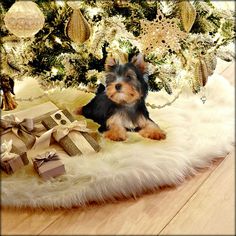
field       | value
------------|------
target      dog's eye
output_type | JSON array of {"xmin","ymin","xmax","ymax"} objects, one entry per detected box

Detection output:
[{"xmin": 126, "ymin": 75, "xmax": 132, "ymax": 81}]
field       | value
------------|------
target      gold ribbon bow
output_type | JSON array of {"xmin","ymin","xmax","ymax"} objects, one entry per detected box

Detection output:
[
  {"xmin": 53, "ymin": 120, "xmax": 91, "ymax": 142},
  {"xmin": 0, "ymin": 140, "xmax": 18, "ymax": 161},
  {"xmin": 0, "ymin": 115, "xmax": 35, "ymax": 149},
  {"xmin": 34, "ymin": 151, "xmax": 59, "ymax": 168},
  {"xmin": 33, "ymin": 120, "xmax": 92, "ymax": 150}
]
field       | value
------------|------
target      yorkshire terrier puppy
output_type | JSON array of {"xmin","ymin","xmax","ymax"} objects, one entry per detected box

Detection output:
[{"xmin": 75, "ymin": 54, "xmax": 166, "ymax": 141}]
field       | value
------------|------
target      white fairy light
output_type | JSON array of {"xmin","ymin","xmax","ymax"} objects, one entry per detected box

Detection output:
[
  {"xmin": 161, "ymin": 1, "xmax": 172, "ymax": 15},
  {"xmin": 55, "ymin": 0, "xmax": 65, "ymax": 7},
  {"xmin": 87, "ymin": 7, "xmax": 102, "ymax": 18},
  {"xmin": 54, "ymin": 36, "xmax": 62, "ymax": 44},
  {"xmin": 51, "ymin": 67, "xmax": 58, "ymax": 75}
]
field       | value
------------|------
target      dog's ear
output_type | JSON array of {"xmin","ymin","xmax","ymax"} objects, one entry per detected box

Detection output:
[
  {"xmin": 131, "ymin": 54, "xmax": 146, "ymax": 74},
  {"xmin": 105, "ymin": 57, "xmax": 118, "ymax": 71}
]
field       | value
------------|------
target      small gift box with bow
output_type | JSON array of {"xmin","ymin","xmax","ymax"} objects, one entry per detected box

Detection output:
[
  {"xmin": 1, "ymin": 140, "xmax": 29, "ymax": 174},
  {"xmin": 41, "ymin": 110, "xmax": 101, "ymax": 156},
  {"xmin": 32, "ymin": 151, "xmax": 65, "ymax": 180},
  {"xmin": 0, "ymin": 115, "xmax": 36, "ymax": 151}
]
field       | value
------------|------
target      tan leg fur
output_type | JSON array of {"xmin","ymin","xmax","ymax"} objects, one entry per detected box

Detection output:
[
  {"xmin": 137, "ymin": 116, "xmax": 166, "ymax": 140},
  {"xmin": 104, "ymin": 114, "xmax": 127, "ymax": 141}
]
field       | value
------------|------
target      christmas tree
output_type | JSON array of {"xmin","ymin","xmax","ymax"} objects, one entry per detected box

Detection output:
[{"xmin": 0, "ymin": 0, "xmax": 235, "ymax": 106}]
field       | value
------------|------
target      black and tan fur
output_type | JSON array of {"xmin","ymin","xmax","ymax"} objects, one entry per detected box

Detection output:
[{"xmin": 75, "ymin": 54, "xmax": 166, "ymax": 141}]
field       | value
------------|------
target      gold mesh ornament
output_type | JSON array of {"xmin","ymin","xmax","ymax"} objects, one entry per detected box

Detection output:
[{"xmin": 138, "ymin": 10, "xmax": 187, "ymax": 58}]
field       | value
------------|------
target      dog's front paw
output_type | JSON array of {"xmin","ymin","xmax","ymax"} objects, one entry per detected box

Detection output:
[
  {"xmin": 139, "ymin": 127, "xmax": 166, "ymax": 140},
  {"xmin": 104, "ymin": 129, "xmax": 127, "ymax": 141}
]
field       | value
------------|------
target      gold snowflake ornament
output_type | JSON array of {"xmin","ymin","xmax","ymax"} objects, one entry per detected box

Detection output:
[{"xmin": 138, "ymin": 10, "xmax": 187, "ymax": 58}]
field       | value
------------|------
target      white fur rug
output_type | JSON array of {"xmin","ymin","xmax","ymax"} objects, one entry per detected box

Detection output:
[{"xmin": 1, "ymin": 74, "xmax": 234, "ymax": 208}]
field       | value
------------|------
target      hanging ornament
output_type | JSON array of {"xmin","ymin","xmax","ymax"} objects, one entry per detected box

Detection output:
[
  {"xmin": 0, "ymin": 74, "xmax": 17, "ymax": 111},
  {"xmin": 198, "ymin": 58, "xmax": 209, "ymax": 87},
  {"xmin": 200, "ymin": 94, "xmax": 207, "ymax": 104},
  {"xmin": 66, "ymin": 2, "xmax": 91, "ymax": 44},
  {"xmin": 193, "ymin": 52, "xmax": 217, "ymax": 93},
  {"xmin": 204, "ymin": 52, "xmax": 217, "ymax": 77},
  {"xmin": 138, "ymin": 10, "xmax": 186, "ymax": 58},
  {"xmin": 178, "ymin": 0, "xmax": 196, "ymax": 33},
  {"xmin": 192, "ymin": 60, "xmax": 202, "ymax": 93},
  {"xmin": 4, "ymin": 1, "xmax": 45, "ymax": 38}
]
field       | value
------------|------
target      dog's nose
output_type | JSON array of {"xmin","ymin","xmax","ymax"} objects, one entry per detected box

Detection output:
[{"xmin": 115, "ymin": 83, "xmax": 122, "ymax": 91}]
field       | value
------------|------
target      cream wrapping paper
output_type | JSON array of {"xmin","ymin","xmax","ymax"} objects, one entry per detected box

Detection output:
[{"xmin": 1, "ymin": 140, "xmax": 18, "ymax": 161}]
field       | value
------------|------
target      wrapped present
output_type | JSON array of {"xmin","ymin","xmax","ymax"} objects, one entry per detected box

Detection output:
[
  {"xmin": 1, "ymin": 140, "xmax": 29, "ymax": 174},
  {"xmin": 1, "ymin": 102, "xmax": 59, "ymax": 151},
  {"xmin": 32, "ymin": 151, "xmax": 65, "ymax": 180},
  {"xmin": 41, "ymin": 110, "xmax": 101, "ymax": 156},
  {"xmin": 11, "ymin": 101, "xmax": 59, "ymax": 123},
  {"xmin": 0, "ymin": 115, "xmax": 36, "ymax": 150}
]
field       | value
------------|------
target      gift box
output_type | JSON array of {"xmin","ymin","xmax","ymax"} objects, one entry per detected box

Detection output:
[
  {"xmin": 32, "ymin": 151, "xmax": 65, "ymax": 180},
  {"xmin": 1, "ymin": 102, "xmax": 59, "ymax": 151},
  {"xmin": 1, "ymin": 140, "xmax": 29, "ymax": 174},
  {"xmin": 41, "ymin": 109, "xmax": 101, "ymax": 156}
]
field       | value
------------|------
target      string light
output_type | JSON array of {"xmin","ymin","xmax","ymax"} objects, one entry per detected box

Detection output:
[
  {"xmin": 55, "ymin": 0, "xmax": 65, "ymax": 7},
  {"xmin": 54, "ymin": 37, "xmax": 62, "ymax": 44},
  {"xmin": 87, "ymin": 7, "xmax": 102, "ymax": 18},
  {"xmin": 51, "ymin": 67, "xmax": 59, "ymax": 75}
]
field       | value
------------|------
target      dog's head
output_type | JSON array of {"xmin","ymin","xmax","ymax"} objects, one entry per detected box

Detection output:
[{"xmin": 105, "ymin": 54, "xmax": 148, "ymax": 105}]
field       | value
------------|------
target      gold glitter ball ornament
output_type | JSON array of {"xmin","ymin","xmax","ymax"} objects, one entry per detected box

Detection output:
[{"xmin": 4, "ymin": 1, "xmax": 45, "ymax": 38}]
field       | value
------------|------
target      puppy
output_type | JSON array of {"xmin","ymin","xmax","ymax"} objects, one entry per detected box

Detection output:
[{"xmin": 75, "ymin": 54, "xmax": 166, "ymax": 141}]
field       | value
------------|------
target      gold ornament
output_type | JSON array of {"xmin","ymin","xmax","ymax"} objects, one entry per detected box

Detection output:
[
  {"xmin": 198, "ymin": 58, "xmax": 208, "ymax": 87},
  {"xmin": 204, "ymin": 53, "xmax": 217, "ymax": 77},
  {"xmin": 138, "ymin": 10, "xmax": 186, "ymax": 58},
  {"xmin": 193, "ymin": 60, "xmax": 202, "ymax": 93},
  {"xmin": 193, "ymin": 52, "xmax": 217, "ymax": 92},
  {"xmin": 4, "ymin": 1, "xmax": 45, "ymax": 38},
  {"xmin": 66, "ymin": 3, "xmax": 91, "ymax": 44},
  {"xmin": 193, "ymin": 55, "xmax": 215, "ymax": 92},
  {"xmin": 178, "ymin": 0, "xmax": 196, "ymax": 33}
]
